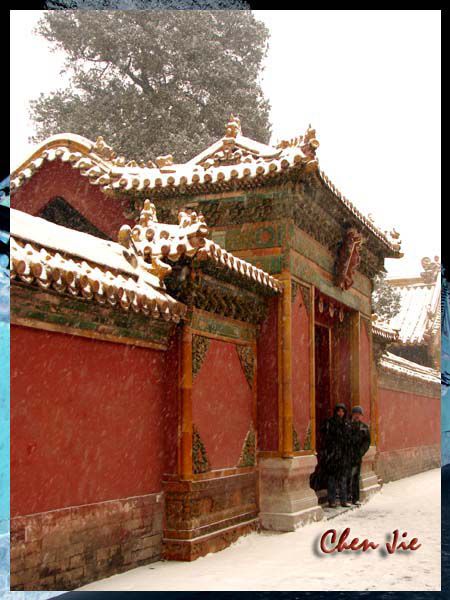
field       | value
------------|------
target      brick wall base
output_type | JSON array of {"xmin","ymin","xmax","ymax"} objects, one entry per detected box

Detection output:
[
  {"xmin": 10, "ymin": 492, "xmax": 163, "ymax": 591},
  {"xmin": 375, "ymin": 444, "xmax": 440, "ymax": 483},
  {"xmin": 162, "ymin": 470, "xmax": 258, "ymax": 561}
]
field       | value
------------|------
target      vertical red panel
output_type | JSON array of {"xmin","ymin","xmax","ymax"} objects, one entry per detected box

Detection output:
[
  {"xmin": 192, "ymin": 338, "xmax": 253, "ymax": 469},
  {"xmin": 291, "ymin": 291, "xmax": 311, "ymax": 447},
  {"xmin": 257, "ymin": 297, "xmax": 279, "ymax": 451}
]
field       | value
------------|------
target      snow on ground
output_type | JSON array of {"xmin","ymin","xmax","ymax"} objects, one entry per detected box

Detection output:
[{"xmin": 79, "ymin": 469, "xmax": 440, "ymax": 592}]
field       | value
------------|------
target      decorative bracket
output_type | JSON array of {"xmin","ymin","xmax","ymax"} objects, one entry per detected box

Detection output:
[{"xmin": 335, "ymin": 227, "xmax": 364, "ymax": 290}]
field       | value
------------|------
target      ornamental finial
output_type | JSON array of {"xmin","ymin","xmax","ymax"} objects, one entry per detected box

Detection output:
[
  {"xmin": 225, "ymin": 114, "xmax": 242, "ymax": 139},
  {"xmin": 93, "ymin": 136, "xmax": 116, "ymax": 161},
  {"xmin": 420, "ymin": 256, "xmax": 440, "ymax": 283}
]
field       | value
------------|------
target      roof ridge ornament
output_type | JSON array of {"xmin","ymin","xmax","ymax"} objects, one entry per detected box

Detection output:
[
  {"xmin": 301, "ymin": 124, "xmax": 320, "ymax": 158},
  {"xmin": 420, "ymin": 256, "xmax": 440, "ymax": 284},
  {"xmin": 92, "ymin": 136, "xmax": 116, "ymax": 161},
  {"xmin": 224, "ymin": 114, "xmax": 242, "ymax": 140},
  {"xmin": 118, "ymin": 200, "xmax": 210, "ymax": 283},
  {"xmin": 276, "ymin": 124, "xmax": 319, "ymax": 158}
]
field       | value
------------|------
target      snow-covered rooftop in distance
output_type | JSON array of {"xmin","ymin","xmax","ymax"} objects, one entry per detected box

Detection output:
[
  {"xmin": 385, "ymin": 258, "xmax": 441, "ymax": 345},
  {"xmin": 380, "ymin": 351, "xmax": 440, "ymax": 384}
]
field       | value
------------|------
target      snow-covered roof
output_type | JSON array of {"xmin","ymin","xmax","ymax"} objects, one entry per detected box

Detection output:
[
  {"xmin": 380, "ymin": 351, "xmax": 440, "ymax": 384},
  {"xmin": 372, "ymin": 321, "xmax": 399, "ymax": 342},
  {"xmin": 10, "ymin": 117, "xmax": 402, "ymax": 256},
  {"xmin": 385, "ymin": 259, "xmax": 441, "ymax": 346},
  {"xmin": 10, "ymin": 208, "xmax": 187, "ymax": 323}
]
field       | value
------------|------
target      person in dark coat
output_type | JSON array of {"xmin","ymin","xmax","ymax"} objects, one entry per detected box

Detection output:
[
  {"xmin": 347, "ymin": 405, "xmax": 371, "ymax": 506},
  {"xmin": 320, "ymin": 402, "xmax": 351, "ymax": 508}
]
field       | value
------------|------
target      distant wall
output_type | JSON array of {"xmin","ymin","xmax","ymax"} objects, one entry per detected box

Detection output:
[{"xmin": 376, "ymin": 369, "xmax": 440, "ymax": 482}]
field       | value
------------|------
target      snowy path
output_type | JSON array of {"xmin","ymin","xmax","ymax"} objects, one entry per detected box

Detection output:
[{"xmin": 79, "ymin": 468, "xmax": 440, "ymax": 592}]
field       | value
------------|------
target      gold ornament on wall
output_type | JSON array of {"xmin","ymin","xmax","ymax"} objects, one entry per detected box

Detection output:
[
  {"xmin": 236, "ymin": 345, "xmax": 256, "ymax": 389},
  {"xmin": 192, "ymin": 335, "xmax": 210, "ymax": 377}
]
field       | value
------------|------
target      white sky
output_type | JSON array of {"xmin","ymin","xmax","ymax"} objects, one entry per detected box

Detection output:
[{"xmin": 10, "ymin": 10, "xmax": 441, "ymax": 277}]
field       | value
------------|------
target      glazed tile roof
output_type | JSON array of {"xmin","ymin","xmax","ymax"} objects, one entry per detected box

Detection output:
[
  {"xmin": 380, "ymin": 351, "xmax": 440, "ymax": 384},
  {"xmin": 10, "ymin": 208, "xmax": 187, "ymax": 323},
  {"xmin": 384, "ymin": 259, "xmax": 441, "ymax": 345},
  {"xmin": 10, "ymin": 116, "xmax": 402, "ymax": 256}
]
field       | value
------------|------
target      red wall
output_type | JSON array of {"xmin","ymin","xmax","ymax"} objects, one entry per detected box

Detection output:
[
  {"xmin": 11, "ymin": 325, "xmax": 170, "ymax": 517},
  {"xmin": 292, "ymin": 292, "xmax": 311, "ymax": 445},
  {"xmin": 12, "ymin": 161, "xmax": 133, "ymax": 239},
  {"xmin": 193, "ymin": 338, "xmax": 253, "ymax": 469},
  {"xmin": 377, "ymin": 386, "xmax": 440, "ymax": 452},
  {"xmin": 257, "ymin": 298, "xmax": 279, "ymax": 451}
]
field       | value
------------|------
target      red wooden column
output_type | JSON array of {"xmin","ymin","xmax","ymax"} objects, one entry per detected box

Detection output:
[
  {"xmin": 279, "ymin": 270, "xmax": 293, "ymax": 458},
  {"xmin": 309, "ymin": 284, "xmax": 316, "ymax": 452}
]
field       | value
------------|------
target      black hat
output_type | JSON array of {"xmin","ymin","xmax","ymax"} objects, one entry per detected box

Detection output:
[
  {"xmin": 352, "ymin": 405, "xmax": 363, "ymax": 415},
  {"xmin": 334, "ymin": 403, "xmax": 347, "ymax": 415}
]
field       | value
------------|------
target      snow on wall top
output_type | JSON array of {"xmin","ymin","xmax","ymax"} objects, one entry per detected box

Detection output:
[
  {"xmin": 380, "ymin": 351, "xmax": 440, "ymax": 384},
  {"xmin": 10, "ymin": 208, "xmax": 186, "ymax": 323}
]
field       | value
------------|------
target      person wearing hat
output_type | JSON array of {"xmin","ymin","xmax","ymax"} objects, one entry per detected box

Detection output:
[
  {"xmin": 347, "ymin": 405, "xmax": 371, "ymax": 506},
  {"xmin": 320, "ymin": 402, "xmax": 352, "ymax": 508}
]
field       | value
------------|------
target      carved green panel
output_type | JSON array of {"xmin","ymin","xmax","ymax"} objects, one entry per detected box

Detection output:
[
  {"xmin": 191, "ymin": 311, "xmax": 256, "ymax": 342},
  {"xmin": 223, "ymin": 222, "xmax": 288, "ymax": 252}
]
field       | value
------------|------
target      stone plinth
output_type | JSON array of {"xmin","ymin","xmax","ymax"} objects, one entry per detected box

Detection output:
[
  {"xmin": 360, "ymin": 445, "xmax": 381, "ymax": 500},
  {"xmin": 258, "ymin": 454, "xmax": 324, "ymax": 531}
]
